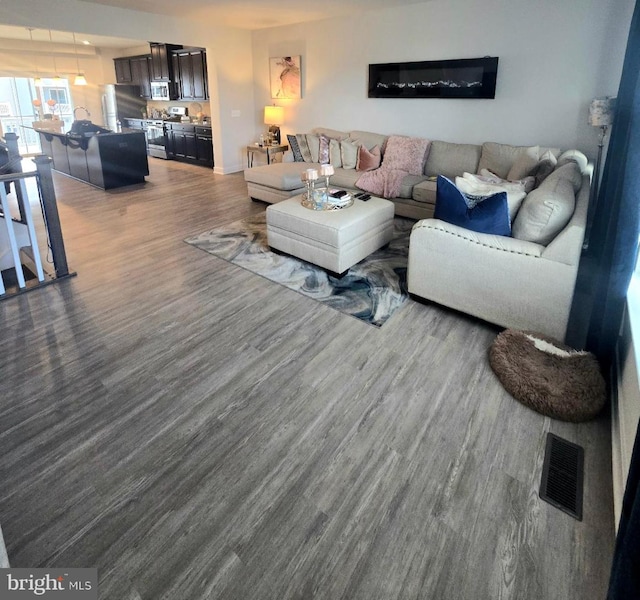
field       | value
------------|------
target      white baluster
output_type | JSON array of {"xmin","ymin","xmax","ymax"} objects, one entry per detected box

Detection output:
[
  {"xmin": 0, "ymin": 184, "xmax": 26, "ymax": 289},
  {"xmin": 16, "ymin": 179, "xmax": 45, "ymax": 282}
]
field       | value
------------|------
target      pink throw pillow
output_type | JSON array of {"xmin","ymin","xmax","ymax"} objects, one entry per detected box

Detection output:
[
  {"xmin": 356, "ymin": 145, "xmax": 381, "ymax": 171},
  {"xmin": 380, "ymin": 135, "xmax": 431, "ymax": 175}
]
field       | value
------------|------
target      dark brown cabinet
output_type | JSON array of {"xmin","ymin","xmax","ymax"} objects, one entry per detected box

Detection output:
[
  {"xmin": 36, "ymin": 130, "xmax": 149, "ymax": 189},
  {"xmin": 114, "ymin": 58, "xmax": 133, "ymax": 83},
  {"xmin": 165, "ymin": 123, "xmax": 213, "ymax": 168},
  {"xmin": 149, "ymin": 43, "xmax": 182, "ymax": 81},
  {"xmin": 172, "ymin": 49, "xmax": 208, "ymax": 101},
  {"xmin": 114, "ymin": 55, "xmax": 151, "ymax": 98},
  {"xmin": 195, "ymin": 126, "xmax": 214, "ymax": 167},
  {"xmin": 130, "ymin": 56, "xmax": 152, "ymax": 99}
]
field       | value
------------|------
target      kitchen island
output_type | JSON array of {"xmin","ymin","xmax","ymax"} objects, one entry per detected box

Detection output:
[{"xmin": 35, "ymin": 129, "xmax": 149, "ymax": 190}]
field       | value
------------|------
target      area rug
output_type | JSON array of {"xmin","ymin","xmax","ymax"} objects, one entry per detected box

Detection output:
[{"xmin": 184, "ymin": 213, "xmax": 413, "ymax": 327}]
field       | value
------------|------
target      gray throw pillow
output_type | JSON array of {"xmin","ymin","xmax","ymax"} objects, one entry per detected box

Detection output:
[{"xmin": 295, "ymin": 134, "xmax": 312, "ymax": 162}]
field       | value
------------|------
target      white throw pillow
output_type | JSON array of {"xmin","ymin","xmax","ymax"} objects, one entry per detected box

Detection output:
[
  {"xmin": 340, "ymin": 139, "xmax": 361, "ymax": 170},
  {"xmin": 556, "ymin": 149, "xmax": 588, "ymax": 172},
  {"xmin": 456, "ymin": 174, "xmax": 527, "ymax": 221}
]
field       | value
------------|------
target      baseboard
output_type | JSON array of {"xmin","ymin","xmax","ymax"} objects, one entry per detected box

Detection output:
[{"xmin": 214, "ymin": 162, "xmax": 244, "ymax": 175}]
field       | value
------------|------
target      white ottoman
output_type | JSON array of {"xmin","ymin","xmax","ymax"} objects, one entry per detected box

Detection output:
[{"xmin": 266, "ymin": 195, "xmax": 395, "ymax": 276}]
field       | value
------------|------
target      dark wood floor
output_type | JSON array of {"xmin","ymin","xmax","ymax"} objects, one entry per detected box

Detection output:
[{"xmin": 0, "ymin": 158, "xmax": 614, "ymax": 599}]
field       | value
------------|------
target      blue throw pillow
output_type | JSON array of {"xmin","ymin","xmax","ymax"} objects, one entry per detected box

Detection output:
[
  {"xmin": 434, "ymin": 175, "xmax": 511, "ymax": 236},
  {"xmin": 287, "ymin": 134, "xmax": 304, "ymax": 162}
]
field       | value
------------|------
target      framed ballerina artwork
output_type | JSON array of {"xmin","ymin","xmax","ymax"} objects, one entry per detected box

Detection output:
[{"xmin": 270, "ymin": 56, "xmax": 302, "ymax": 99}]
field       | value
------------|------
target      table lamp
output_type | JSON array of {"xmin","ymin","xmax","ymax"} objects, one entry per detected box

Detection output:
[{"xmin": 264, "ymin": 105, "xmax": 284, "ymax": 145}]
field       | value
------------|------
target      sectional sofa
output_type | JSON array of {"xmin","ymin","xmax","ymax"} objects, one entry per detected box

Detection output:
[{"xmin": 243, "ymin": 128, "xmax": 591, "ymax": 341}]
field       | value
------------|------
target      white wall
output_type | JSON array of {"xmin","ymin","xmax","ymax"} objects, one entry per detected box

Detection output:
[
  {"xmin": 1, "ymin": 0, "xmax": 635, "ymax": 172},
  {"xmin": 613, "ymin": 290, "xmax": 640, "ymax": 528},
  {"xmin": 0, "ymin": 0, "xmax": 255, "ymax": 174},
  {"xmin": 251, "ymin": 0, "xmax": 635, "ymax": 160}
]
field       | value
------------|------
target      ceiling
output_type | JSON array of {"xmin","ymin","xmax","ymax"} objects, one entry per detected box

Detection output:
[
  {"xmin": 0, "ymin": 0, "xmax": 431, "ymax": 50},
  {"xmin": 75, "ymin": 0, "xmax": 431, "ymax": 30},
  {"xmin": 0, "ymin": 25, "xmax": 145, "ymax": 49}
]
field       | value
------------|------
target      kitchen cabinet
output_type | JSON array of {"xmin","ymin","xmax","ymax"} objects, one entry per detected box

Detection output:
[
  {"xmin": 35, "ymin": 130, "xmax": 149, "ymax": 189},
  {"xmin": 165, "ymin": 123, "xmax": 213, "ymax": 168},
  {"xmin": 195, "ymin": 126, "xmax": 214, "ymax": 167},
  {"xmin": 149, "ymin": 43, "xmax": 182, "ymax": 81},
  {"xmin": 114, "ymin": 55, "xmax": 151, "ymax": 98},
  {"xmin": 114, "ymin": 58, "xmax": 133, "ymax": 83},
  {"xmin": 172, "ymin": 49, "xmax": 208, "ymax": 101},
  {"xmin": 130, "ymin": 56, "xmax": 152, "ymax": 99}
]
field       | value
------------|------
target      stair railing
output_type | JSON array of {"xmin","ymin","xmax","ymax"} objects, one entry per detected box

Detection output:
[{"xmin": 0, "ymin": 132, "xmax": 72, "ymax": 297}]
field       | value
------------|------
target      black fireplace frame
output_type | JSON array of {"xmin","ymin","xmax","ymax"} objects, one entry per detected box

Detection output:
[{"xmin": 368, "ymin": 56, "xmax": 499, "ymax": 99}]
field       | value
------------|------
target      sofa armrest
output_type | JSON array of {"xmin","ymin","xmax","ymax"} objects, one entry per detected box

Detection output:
[
  {"xmin": 541, "ymin": 173, "xmax": 590, "ymax": 265},
  {"xmin": 408, "ymin": 218, "xmax": 577, "ymax": 339},
  {"xmin": 412, "ymin": 219, "xmax": 544, "ymax": 258}
]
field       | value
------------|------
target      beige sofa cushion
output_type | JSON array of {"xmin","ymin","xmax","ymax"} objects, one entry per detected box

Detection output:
[
  {"xmin": 349, "ymin": 130, "xmax": 388, "ymax": 151},
  {"xmin": 424, "ymin": 141, "xmax": 482, "ymax": 179},
  {"xmin": 329, "ymin": 167, "xmax": 361, "ymax": 189},
  {"xmin": 478, "ymin": 143, "xmax": 562, "ymax": 179},
  {"xmin": 512, "ymin": 162, "xmax": 582, "ymax": 245},
  {"xmin": 399, "ymin": 175, "xmax": 429, "ymax": 199},
  {"xmin": 507, "ymin": 146, "xmax": 540, "ymax": 181},
  {"xmin": 311, "ymin": 127, "xmax": 350, "ymax": 140},
  {"xmin": 244, "ymin": 161, "xmax": 320, "ymax": 191},
  {"xmin": 412, "ymin": 179, "xmax": 437, "ymax": 204},
  {"xmin": 478, "ymin": 143, "xmax": 534, "ymax": 179}
]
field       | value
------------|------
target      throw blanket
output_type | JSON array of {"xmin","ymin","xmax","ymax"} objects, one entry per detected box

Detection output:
[{"xmin": 356, "ymin": 135, "xmax": 431, "ymax": 199}]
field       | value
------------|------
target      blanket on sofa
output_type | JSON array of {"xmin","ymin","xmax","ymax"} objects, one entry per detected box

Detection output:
[{"xmin": 356, "ymin": 135, "xmax": 431, "ymax": 198}]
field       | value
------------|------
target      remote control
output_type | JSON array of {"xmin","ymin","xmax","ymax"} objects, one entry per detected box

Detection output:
[
  {"xmin": 331, "ymin": 190, "xmax": 347, "ymax": 198},
  {"xmin": 360, "ymin": 194, "xmax": 371, "ymax": 201}
]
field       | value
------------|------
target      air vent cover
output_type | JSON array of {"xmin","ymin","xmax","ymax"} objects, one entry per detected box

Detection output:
[{"xmin": 539, "ymin": 433, "xmax": 584, "ymax": 521}]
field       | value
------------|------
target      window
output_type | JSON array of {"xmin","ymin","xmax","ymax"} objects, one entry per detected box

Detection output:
[
  {"xmin": 0, "ymin": 77, "xmax": 74, "ymax": 155},
  {"xmin": 45, "ymin": 88, "xmax": 68, "ymax": 105}
]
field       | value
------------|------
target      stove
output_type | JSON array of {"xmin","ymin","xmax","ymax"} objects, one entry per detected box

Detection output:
[{"xmin": 145, "ymin": 117, "xmax": 181, "ymax": 159}]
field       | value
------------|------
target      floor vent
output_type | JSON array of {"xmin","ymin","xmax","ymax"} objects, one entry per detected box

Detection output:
[{"xmin": 539, "ymin": 433, "xmax": 584, "ymax": 521}]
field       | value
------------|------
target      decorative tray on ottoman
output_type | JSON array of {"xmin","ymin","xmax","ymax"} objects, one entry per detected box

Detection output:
[{"xmin": 301, "ymin": 190, "xmax": 354, "ymax": 211}]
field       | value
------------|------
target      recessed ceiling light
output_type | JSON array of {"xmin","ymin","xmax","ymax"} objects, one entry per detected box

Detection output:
[{"xmin": 82, "ymin": 40, "xmax": 91, "ymax": 45}]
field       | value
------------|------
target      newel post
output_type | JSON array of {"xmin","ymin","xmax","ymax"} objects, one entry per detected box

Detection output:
[{"xmin": 34, "ymin": 154, "xmax": 69, "ymax": 278}]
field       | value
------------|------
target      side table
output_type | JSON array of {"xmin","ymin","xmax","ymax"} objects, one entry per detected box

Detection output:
[{"xmin": 246, "ymin": 144, "xmax": 288, "ymax": 167}]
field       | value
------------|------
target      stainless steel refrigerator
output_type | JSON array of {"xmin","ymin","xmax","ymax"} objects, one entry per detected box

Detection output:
[{"xmin": 101, "ymin": 84, "xmax": 146, "ymax": 131}]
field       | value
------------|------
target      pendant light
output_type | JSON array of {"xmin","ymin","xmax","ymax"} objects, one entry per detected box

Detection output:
[
  {"xmin": 49, "ymin": 30, "xmax": 63, "ymax": 83},
  {"xmin": 72, "ymin": 32, "xmax": 87, "ymax": 86},
  {"xmin": 27, "ymin": 28, "xmax": 42, "ymax": 86}
]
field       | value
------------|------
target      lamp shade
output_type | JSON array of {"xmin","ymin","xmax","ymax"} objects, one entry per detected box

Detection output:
[
  {"xmin": 264, "ymin": 105, "xmax": 284, "ymax": 125},
  {"xmin": 588, "ymin": 96, "xmax": 615, "ymax": 127}
]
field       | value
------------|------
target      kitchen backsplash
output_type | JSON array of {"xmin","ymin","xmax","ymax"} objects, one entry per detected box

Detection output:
[{"xmin": 146, "ymin": 100, "xmax": 209, "ymax": 119}]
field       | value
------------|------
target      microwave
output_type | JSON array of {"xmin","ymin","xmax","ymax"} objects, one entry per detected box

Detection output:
[{"xmin": 151, "ymin": 81, "xmax": 171, "ymax": 101}]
